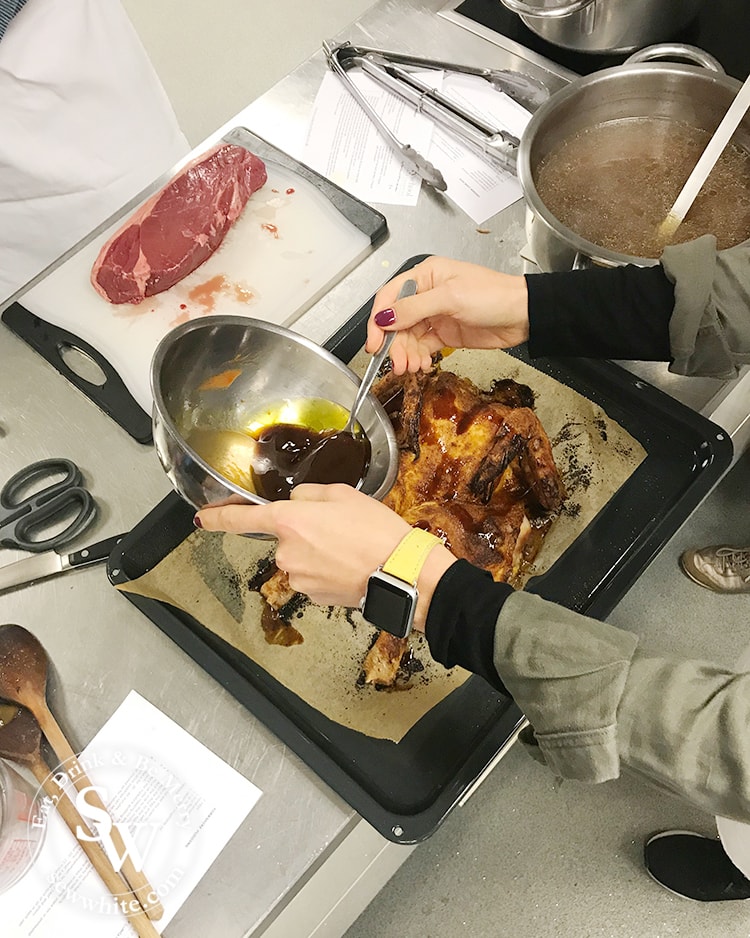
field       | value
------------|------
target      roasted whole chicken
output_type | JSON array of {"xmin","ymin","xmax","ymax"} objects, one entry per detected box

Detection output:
[
  {"xmin": 252, "ymin": 360, "xmax": 566, "ymax": 689},
  {"xmin": 375, "ymin": 365, "xmax": 565, "ymax": 582},
  {"xmin": 356, "ymin": 363, "xmax": 566, "ymax": 686}
]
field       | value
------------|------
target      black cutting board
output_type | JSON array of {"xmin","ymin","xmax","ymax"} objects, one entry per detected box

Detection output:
[{"xmin": 108, "ymin": 254, "xmax": 733, "ymax": 843}]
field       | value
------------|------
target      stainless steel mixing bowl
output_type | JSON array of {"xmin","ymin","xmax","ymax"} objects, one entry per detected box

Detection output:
[{"xmin": 150, "ymin": 316, "xmax": 399, "ymax": 511}]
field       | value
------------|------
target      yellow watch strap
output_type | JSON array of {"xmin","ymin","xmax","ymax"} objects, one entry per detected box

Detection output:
[{"xmin": 381, "ymin": 528, "xmax": 442, "ymax": 586}]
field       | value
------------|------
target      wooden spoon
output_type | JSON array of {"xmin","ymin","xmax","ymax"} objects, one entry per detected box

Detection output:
[
  {"xmin": 0, "ymin": 706, "xmax": 159, "ymax": 938},
  {"xmin": 0, "ymin": 624, "xmax": 163, "ymax": 921}
]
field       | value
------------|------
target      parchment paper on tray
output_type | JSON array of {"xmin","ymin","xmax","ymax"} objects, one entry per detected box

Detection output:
[
  {"xmin": 118, "ymin": 531, "xmax": 470, "ymax": 742},
  {"xmin": 118, "ymin": 348, "xmax": 645, "ymax": 743}
]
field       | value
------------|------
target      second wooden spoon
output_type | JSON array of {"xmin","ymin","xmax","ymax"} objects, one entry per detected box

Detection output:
[
  {"xmin": 0, "ymin": 623, "xmax": 163, "ymax": 920},
  {"xmin": 0, "ymin": 706, "xmax": 159, "ymax": 938}
]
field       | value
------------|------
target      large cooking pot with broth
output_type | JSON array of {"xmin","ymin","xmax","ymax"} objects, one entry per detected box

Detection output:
[
  {"xmin": 498, "ymin": 0, "xmax": 706, "ymax": 55},
  {"xmin": 517, "ymin": 45, "xmax": 750, "ymax": 272}
]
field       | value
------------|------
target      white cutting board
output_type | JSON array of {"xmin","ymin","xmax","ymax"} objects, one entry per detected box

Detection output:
[{"xmin": 19, "ymin": 152, "xmax": 372, "ymax": 414}]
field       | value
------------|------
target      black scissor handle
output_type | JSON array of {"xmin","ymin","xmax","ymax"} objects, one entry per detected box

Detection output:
[
  {"xmin": 2, "ymin": 486, "xmax": 97, "ymax": 552},
  {"xmin": 0, "ymin": 458, "xmax": 97, "ymax": 552},
  {"xmin": 0, "ymin": 457, "xmax": 82, "ymax": 511}
]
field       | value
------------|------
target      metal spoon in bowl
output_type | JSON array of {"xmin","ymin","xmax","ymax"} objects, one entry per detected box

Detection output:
[
  {"xmin": 283, "ymin": 279, "xmax": 417, "ymax": 491},
  {"xmin": 342, "ymin": 277, "xmax": 418, "ymax": 438}
]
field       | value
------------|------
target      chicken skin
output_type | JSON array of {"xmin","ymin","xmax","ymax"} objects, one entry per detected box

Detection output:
[{"xmin": 377, "ymin": 367, "xmax": 565, "ymax": 566}]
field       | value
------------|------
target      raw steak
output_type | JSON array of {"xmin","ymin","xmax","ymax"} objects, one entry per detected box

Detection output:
[{"xmin": 91, "ymin": 144, "xmax": 267, "ymax": 304}]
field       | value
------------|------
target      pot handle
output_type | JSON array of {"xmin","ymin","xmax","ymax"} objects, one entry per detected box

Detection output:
[
  {"xmin": 625, "ymin": 43, "xmax": 725, "ymax": 73},
  {"xmin": 498, "ymin": 0, "xmax": 594, "ymax": 18}
]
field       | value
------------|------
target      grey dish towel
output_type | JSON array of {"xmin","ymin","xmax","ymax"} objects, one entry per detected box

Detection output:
[{"xmin": 0, "ymin": 0, "xmax": 28, "ymax": 43}]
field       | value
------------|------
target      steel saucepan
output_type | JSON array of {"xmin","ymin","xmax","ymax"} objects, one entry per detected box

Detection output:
[
  {"xmin": 498, "ymin": 0, "xmax": 706, "ymax": 55},
  {"xmin": 517, "ymin": 44, "xmax": 750, "ymax": 271}
]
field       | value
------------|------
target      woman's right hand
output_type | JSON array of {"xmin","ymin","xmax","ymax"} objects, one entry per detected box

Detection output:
[{"xmin": 366, "ymin": 256, "xmax": 530, "ymax": 374}]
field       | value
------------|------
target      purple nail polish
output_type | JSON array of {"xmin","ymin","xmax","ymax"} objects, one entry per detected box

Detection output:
[
  {"xmin": 193, "ymin": 514, "xmax": 203, "ymax": 529},
  {"xmin": 375, "ymin": 308, "xmax": 396, "ymax": 327}
]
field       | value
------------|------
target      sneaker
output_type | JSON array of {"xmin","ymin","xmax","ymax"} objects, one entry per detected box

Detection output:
[
  {"xmin": 679, "ymin": 545, "xmax": 750, "ymax": 593},
  {"xmin": 644, "ymin": 830, "xmax": 750, "ymax": 901}
]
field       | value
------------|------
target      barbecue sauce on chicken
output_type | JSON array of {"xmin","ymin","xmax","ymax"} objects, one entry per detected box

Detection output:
[
  {"xmin": 260, "ymin": 605, "xmax": 304, "ymax": 646},
  {"xmin": 248, "ymin": 558, "xmax": 305, "ymax": 645}
]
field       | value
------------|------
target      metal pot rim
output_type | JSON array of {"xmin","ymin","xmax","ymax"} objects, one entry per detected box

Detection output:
[{"xmin": 517, "ymin": 60, "xmax": 743, "ymax": 265}]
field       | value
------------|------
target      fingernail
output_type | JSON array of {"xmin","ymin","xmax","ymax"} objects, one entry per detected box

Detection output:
[
  {"xmin": 374, "ymin": 308, "xmax": 396, "ymax": 327},
  {"xmin": 193, "ymin": 514, "xmax": 203, "ymax": 528}
]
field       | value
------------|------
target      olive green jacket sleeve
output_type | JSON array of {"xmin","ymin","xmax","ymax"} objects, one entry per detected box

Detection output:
[
  {"xmin": 494, "ymin": 590, "xmax": 750, "ymax": 823},
  {"xmin": 661, "ymin": 235, "xmax": 750, "ymax": 378}
]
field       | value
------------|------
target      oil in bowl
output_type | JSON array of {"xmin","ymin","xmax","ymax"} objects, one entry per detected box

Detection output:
[{"xmin": 184, "ymin": 397, "xmax": 371, "ymax": 502}]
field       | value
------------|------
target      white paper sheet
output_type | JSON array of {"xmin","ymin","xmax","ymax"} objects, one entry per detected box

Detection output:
[
  {"xmin": 304, "ymin": 67, "xmax": 531, "ymax": 224},
  {"xmin": 424, "ymin": 73, "xmax": 528, "ymax": 224},
  {"xmin": 427, "ymin": 127, "xmax": 524, "ymax": 225},
  {"xmin": 440, "ymin": 73, "xmax": 533, "ymax": 139},
  {"xmin": 304, "ymin": 70, "xmax": 433, "ymax": 205},
  {"xmin": 0, "ymin": 691, "xmax": 262, "ymax": 936}
]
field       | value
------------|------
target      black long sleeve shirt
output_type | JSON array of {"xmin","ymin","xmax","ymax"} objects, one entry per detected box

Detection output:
[
  {"xmin": 425, "ymin": 263, "xmax": 676, "ymax": 684},
  {"xmin": 418, "ymin": 243, "xmax": 750, "ymax": 826},
  {"xmin": 526, "ymin": 263, "xmax": 674, "ymax": 360}
]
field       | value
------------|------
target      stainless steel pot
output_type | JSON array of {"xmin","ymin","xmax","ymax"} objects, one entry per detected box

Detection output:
[
  {"xmin": 498, "ymin": 0, "xmax": 706, "ymax": 54},
  {"xmin": 517, "ymin": 44, "xmax": 749, "ymax": 272}
]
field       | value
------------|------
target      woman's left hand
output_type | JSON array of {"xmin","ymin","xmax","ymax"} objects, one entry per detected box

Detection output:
[
  {"xmin": 195, "ymin": 484, "xmax": 457, "ymax": 627},
  {"xmin": 195, "ymin": 484, "xmax": 413, "ymax": 608}
]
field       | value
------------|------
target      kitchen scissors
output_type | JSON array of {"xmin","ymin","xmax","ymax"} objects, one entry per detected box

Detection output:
[{"xmin": 0, "ymin": 458, "xmax": 97, "ymax": 552}]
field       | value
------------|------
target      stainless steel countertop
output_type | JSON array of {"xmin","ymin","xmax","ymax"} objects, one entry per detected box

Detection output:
[
  {"xmin": 0, "ymin": 326, "xmax": 358, "ymax": 938},
  {"xmin": 243, "ymin": 0, "xmax": 747, "ymax": 444},
  {"xmin": 1, "ymin": 1, "xmax": 744, "ymax": 935}
]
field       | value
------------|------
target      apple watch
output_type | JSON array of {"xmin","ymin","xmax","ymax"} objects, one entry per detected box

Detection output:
[{"xmin": 359, "ymin": 528, "xmax": 442, "ymax": 638}]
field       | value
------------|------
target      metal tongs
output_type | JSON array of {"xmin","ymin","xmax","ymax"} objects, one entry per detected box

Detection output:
[
  {"xmin": 322, "ymin": 40, "xmax": 550, "ymax": 190},
  {"xmin": 323, "ymin": 40, "xmax": 447, "ymax": 191}
]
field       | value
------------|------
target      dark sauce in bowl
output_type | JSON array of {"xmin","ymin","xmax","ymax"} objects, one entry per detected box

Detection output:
[
  {"xmin": 184, "ymin": 394, "xmax": 374, "ymax": 502},
  {"xmin": 251, "ymin": 423, "xmax": 372, "ymax": 501}
]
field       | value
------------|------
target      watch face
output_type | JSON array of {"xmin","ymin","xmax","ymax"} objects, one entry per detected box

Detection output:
[{"xmin": 361, "ymin": 572, "xmax": 416, "ymax": 638}]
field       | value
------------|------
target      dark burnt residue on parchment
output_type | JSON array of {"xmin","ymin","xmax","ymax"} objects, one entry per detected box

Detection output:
[
  {"xmin": 245, "ymin": 554, "xmax": 275, "ymax": 591},
  {"xmin": 188, "ymin": 534, "xmax": 307, "ymax": 645},
  {"xmin": 551, "ymin": 419, "xmax": 591, "ymax": 520},
  {"xmin": 395, "ymin": 647, "xmax": 428, "ymax": 688},
  {"xmin": 550, "ymin": 413, "xmax": 641, "ymax": 523}
]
